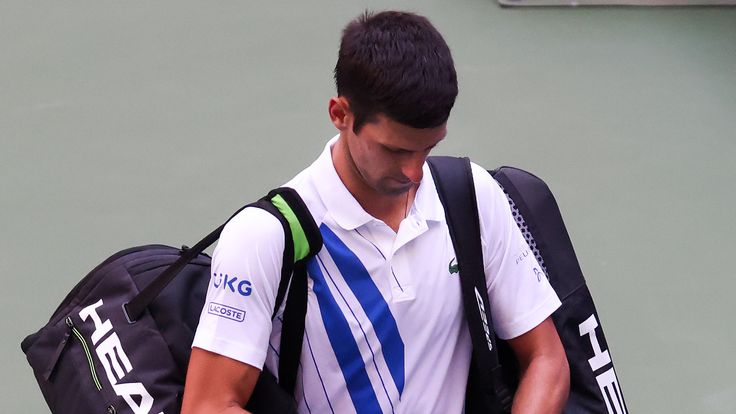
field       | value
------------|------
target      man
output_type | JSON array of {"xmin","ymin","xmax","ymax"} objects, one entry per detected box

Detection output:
[{"xmin": 183, "ymin": 10, "xmax": 569, "ymax": 414}]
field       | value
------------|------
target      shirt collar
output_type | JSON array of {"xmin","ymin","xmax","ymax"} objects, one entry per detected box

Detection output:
[
  {"xmin": 412, "ymin": 163, "xmax": 445, "ymax": 224},
  {"xmin": 313, "ymin": 135, "xmax": 445, "ymax": 231}
]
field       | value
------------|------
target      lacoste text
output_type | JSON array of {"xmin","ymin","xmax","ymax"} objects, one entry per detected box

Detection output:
[{"xmin": 208, "ymin": 302, "xmax": 246, "ymax": 322}]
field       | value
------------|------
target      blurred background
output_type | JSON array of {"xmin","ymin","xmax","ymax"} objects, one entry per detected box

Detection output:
[{"xmin": 1, "ymin": 1, "xmax": 734, "ymax": 412}]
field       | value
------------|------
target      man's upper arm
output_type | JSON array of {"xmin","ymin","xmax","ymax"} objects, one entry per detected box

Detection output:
[
  {"xmin": 192, "ymin": 206, "xmax": 285, "ymax": 366},
  {"xmin": 506, "ymin": 317, "xmax": 570, "ymax": 413},
  {"xmin": 185, "ymin": 206, "xmax": 286, "ymax": 411},
  {"xmin": 506, "ymin": 317, "xmax": 565, "ymax": 371}
]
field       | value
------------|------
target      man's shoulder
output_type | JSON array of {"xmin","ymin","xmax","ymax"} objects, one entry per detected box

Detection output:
[
  {"xmin": 218, "ymin": 164, "xmax": 325, "ymax": 253},
  {"xmin": 218, "ymin": 206, "xmax": 286, "ymax": 254},
  {"xmin": 218, "ymin": 141, "xmax": 329, "ymax": 254},
  {"xmin": 282, "ymin": 155, "xmax": 329, "ymax": 226},
  {"xmin": 468, "ymin": 160, "xmax": 507, "ymax": 203},
  {"xmin": 468, "ymin": 160, "xmax": 493, "ymax": 182}
]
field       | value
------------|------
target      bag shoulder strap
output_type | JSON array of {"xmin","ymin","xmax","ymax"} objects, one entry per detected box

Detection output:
[
  {"xmin": 262, "ymin": 187, "xmax": 322, "ymax": 316},
  {"xmin": 426, "ymin": 156, "xmax": 513, "ymax": 413},
  {"xmin": 263, "ymin": 188, "xmax": 322, "ymax": 395}
]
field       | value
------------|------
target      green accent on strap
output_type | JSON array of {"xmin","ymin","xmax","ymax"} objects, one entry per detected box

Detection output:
[{"xmin": 271, "ymin": 194, "xmax": 310, "ymax": 262}]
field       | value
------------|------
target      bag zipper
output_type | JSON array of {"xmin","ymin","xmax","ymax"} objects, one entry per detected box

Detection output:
[
  {"xmin": 43, "ymin": 327, "xmax": 71, "ymax": 381},
  {"xmin": 65, "ymin": 316, "xmax": 103, "ymax": 391}
]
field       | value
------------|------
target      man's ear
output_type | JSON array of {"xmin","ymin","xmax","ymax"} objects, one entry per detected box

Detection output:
[{"xmin": 328, "ymin": 96, "xmax": 353, "ymax": 131}]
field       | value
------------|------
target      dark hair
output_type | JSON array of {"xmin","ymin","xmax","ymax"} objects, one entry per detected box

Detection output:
[{"xmin": 334, "ymin": 11, "xmax": 458, "ymax": 133}]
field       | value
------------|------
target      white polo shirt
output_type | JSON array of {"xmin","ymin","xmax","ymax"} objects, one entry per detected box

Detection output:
[{"xmin": 192, "ymin": 137, "xmax": 561, "ymax": 414}]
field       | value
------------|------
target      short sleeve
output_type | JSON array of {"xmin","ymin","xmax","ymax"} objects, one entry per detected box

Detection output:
[
  {"xmin": 191, "ymin": 206, "xmax": 285, "ymax": 369},
  {"xmin": 471, "ymin": 163, "xmax": 561, "ymax": 340}
]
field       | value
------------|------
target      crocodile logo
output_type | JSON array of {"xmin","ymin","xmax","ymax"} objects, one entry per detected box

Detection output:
[{"xmin": 448, "ymin": 257, "xmax": 459, "ymax": 275}]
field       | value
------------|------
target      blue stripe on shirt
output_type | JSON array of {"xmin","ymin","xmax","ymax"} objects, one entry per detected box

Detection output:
[
  {"xmin": 321, "ymin": 225, "xmax": 405, "ymax": 396},
  {"xmin": 307, "ymin": 257, "xmax": 383, "ymax": 414},
  {"xmin": 317, "ymin": 255, "xmax": 396, "ymax": 413}
]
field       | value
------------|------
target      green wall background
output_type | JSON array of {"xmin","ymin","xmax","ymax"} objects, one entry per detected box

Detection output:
[{"xmin": 2, "ymin": 1, "xmax": 734, "ymax": 412}]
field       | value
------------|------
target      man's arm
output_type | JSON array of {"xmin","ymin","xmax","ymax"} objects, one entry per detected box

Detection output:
[
  {"xmin": 183, "ymin": 207, "xmax": 286, "ymax": 413},
  {"xmin": 181, "ymin": 347, "xmax": 260, "ymax": 414},
  {"xmin": 506, "ymin": 317, "xmax": 569, "ymax": 414}
]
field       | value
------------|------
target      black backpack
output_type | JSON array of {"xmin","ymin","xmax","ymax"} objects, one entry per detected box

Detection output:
[
  {"xmin": 427, "ymin": 156, "xmax": 628, "ymax": 414},
  {"xmin": 20, "ymin": 187, "xmax": 322, "ymax": 414}
]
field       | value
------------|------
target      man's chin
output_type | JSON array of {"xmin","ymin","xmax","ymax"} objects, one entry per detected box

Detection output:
[{"xmin": 377, "ymin": 180, "xmax": 413, "ymax": 196}]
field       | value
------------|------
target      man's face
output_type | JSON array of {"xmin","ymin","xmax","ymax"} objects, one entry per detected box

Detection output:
[{"xmin": 345, "ymin": 114, "xmax": 446, "ymax": 196}]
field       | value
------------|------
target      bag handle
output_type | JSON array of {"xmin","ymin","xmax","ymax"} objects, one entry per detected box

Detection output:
[
  {"xmin": 427, "ymin": 156, "xmax": 513, "ymax": 413},
  {"xmin": 123, "ymin": 187, "xmax": 322, "ymax": 324}
]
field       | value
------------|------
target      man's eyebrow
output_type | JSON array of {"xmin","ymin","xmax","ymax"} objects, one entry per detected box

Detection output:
[
  {"xmin": 383, "ymin": 135, "xmax": 445, "ymax": 152},
  {"xmin": 427, "ymin": 135, "xmax": 446, "ymax": 150}
]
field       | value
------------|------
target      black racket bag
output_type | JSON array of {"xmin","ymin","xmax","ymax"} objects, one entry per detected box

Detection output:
[
  {"xmin": 21, "ymin": 188, "xmax": 321, "ymax": 414},
  {"xmin": 428, "ymin": 157, "xmax": 628, "ymax": 414}
]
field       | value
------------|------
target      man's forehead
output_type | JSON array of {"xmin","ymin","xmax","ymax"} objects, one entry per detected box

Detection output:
[{"xmin": 368, "ymin": 114, "xmax": 447, "ymax": 147}]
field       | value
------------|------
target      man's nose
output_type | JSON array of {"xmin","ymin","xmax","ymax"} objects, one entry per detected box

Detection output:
[{"xmin": 402, "ymin": 154, "xmax": 425, "ymax": 184}]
